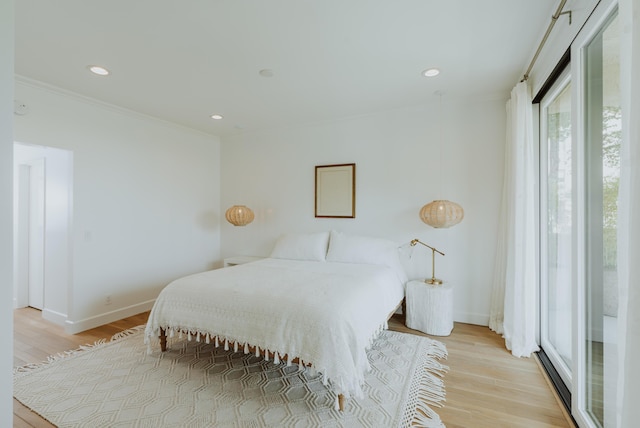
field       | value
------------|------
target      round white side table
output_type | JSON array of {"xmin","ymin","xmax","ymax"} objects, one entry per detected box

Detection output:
[{"xmin": 405, "ymin": 280, "xmax": 453, "ymax": 336}]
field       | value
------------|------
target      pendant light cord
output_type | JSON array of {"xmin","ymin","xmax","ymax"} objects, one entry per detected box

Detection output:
[{"xmin": 438, "ymin": 92, "xmax": 443, "ymax": 200}]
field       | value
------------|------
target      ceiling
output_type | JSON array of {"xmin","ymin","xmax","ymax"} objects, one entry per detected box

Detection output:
[{"xmin": 15, "ymin": 0, "xmax": 557, "ymax": 137}]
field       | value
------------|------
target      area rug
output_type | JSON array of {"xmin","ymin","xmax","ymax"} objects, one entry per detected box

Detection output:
[{"xmin": 14, "ymin": 327, "xmax": 447, "ymax": 427}]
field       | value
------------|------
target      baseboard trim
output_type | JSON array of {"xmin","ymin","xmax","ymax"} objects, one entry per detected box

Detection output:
[
  {"xmin": 65, "ymin": 299, "xmax": 155, "ymax": 334},
  {"xmin": 454, "ymin": 311, "xmax": 489, "ymax": 326},
  {"xmin": 42, "ymin": 308, "xmax": 68, "ymax": 326}
]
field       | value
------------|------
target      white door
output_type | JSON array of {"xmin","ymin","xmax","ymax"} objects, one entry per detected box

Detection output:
[
  {"xmin": 27, "ymin": 158, "xmax": 45, "ymax": 310},
  {"xmin": 577, "ymin": 9, "xmax": 620, "ymax": 427}
]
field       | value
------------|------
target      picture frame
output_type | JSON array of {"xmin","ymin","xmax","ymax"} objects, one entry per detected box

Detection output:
[{"xmin": 315, "ymin": 163, "xmax": 356, "ymax": 218}]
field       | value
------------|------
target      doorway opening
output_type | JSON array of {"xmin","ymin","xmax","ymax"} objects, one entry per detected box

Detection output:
[{"xmin": 13, "ymin": 142, "xmax": 73, "ymax": 326}]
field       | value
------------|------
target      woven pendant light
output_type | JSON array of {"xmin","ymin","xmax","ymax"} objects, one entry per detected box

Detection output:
[
  {"xmin": 418, "ymin": 93, "xmax": 464, "ymax": 229},
  {"xmin": 419, "ymin": 200, "xmax": 464, "ymax": 228},
  {"xmin": 225, "ymin": 205, "xmax": 255, "ymax": 226}
]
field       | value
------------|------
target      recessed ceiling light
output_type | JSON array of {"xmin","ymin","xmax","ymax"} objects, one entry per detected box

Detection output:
[
  {"xmin": 259, "ymin": 69, "xmax": 274, "ymax": 78},
  {"xmin": 88, "ymin": 65, "xmax": 110, "ymax": 76},
  {"xmin": 422, "ymin": 68, "xmax": 440, "ymax": 77},
  {"xmin": 210, "ymin": 114, "xmax": 223, "ymax": 120}
]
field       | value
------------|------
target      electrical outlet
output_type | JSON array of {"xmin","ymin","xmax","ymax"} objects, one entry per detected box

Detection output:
[{"xmin": 105, "ymin": 295, "xmax": 112, "ymax": 305}]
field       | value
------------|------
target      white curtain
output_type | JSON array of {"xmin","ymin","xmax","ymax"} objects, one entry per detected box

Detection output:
[
  {"xmin": 617, "ymin": 0, "xmax": 640, "ymax": 425},
  {"xmin": 489, "ymin": 81, "xmax": 540, "ymax": 358}
]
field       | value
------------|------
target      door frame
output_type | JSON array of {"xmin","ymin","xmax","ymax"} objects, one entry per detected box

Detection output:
[{"xmin": 570, "ymin": 1, "xmax": 619, "ymax": 426}]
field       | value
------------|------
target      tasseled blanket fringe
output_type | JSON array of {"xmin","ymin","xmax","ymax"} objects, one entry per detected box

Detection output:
[
  {"xmin": 148, "ymin": 326, "xmax": 315, "ymax": 373},
  {"xmin": 145, "ymin": 320, "xmax": 395, "ymax": 403}
]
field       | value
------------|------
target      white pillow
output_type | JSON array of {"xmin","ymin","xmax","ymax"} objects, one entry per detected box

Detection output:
[
  {"xmin": 270, "ymin": 232, "xmax": 329, "ymax": 261},
  {"xmin": 326, "ymin": 230, "xmax": 408, "ymax": 284}
]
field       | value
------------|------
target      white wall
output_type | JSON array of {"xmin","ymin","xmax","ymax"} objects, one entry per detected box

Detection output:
[
  {"xmin": 1, "ymin": 1, "xmax": 14, "ymax": 424},
  {"xmin": 14, "ymin": 78, "xmax": 222, "ymax": 333},
  {"xmin": 221, "ymin": 97, "xmax": 506, "ymax": 325}
]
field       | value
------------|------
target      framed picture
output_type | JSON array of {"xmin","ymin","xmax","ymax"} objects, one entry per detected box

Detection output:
[{"xmin": 315, "ymin": 163, "xmax": 356, "ymax": 218}]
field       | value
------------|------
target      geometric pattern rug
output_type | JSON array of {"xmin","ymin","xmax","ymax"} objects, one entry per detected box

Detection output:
[{"xmin": 14, "ymin": 327, "xmax": 447, "ymax": 428}]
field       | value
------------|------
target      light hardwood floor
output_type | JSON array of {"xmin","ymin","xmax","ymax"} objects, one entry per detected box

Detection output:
[{"xmin": 13, "ymin": 308, "xmax": 573, "ymax": 427}]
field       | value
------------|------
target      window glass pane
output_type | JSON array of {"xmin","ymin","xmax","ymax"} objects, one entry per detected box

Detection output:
[
  {"xmin": 584, "ymin": 10, "xmax": 619, "ymax": 427},
  {"xmin": 546, "ymin": 82, "xmax": 572, "ymax": 370}
]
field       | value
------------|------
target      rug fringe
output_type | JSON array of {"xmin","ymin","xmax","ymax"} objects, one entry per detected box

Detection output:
[
  {"xmin": 110, "ymin": 325, "xmax": 146, "ymax": 341},
  {"xmin": 399, "ymin": 337, "xmax": 449, "ymax": 428},
  {"xmin": 412, "ymin": 404, "xmax": 447, "ymax": 428},
  {"xmin": 14, "ymin": 325, "xmax": 146, "ymax": 375}
]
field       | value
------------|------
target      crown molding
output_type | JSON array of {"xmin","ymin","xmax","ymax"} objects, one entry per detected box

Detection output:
[{"xmin": 14, "ymin": 75, "xmax": 220, "ymax": 140}]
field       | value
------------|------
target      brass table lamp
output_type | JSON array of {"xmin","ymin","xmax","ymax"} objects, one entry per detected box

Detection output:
[{"xmin": 410, "ymin": 238, "xmax": 445, "ymax": 285}]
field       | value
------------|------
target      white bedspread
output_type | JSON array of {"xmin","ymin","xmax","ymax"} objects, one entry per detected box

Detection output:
[{"xmin": 144, "ymin": 258, "xmax": 405, "ymax": 398}]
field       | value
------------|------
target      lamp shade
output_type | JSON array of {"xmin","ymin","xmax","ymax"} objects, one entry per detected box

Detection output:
[
  {"xmin": 225, "ymin": 205, "xmax": 254, "ymax": 226},
  {"xmin": 419, "ymin": 200, "xmax": 464, "ymax": 228}
]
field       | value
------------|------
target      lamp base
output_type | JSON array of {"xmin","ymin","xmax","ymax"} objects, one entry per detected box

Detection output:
[{"xmin": 424, "ymin": 278, "xmax": 443, "ymax": 285}]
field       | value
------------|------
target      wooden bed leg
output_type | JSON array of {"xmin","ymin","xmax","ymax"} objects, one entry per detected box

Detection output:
[
  {"xmin": 338, "ymin": 394, "xmax": 345, "ymax": 412},
  {"xmin": 160, "ymin": 328, "xmax": 167, "ymax": 352}
]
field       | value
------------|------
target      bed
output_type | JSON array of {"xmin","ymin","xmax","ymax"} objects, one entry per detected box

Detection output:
[{"xmin": 144, "ymin": 230, "xmax": 407, "ymax": 410}]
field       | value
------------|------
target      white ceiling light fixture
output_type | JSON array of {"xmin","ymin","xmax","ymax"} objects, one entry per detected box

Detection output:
[
  {"xmin": 210, "ymin": 114, "xmax": 224, "ymax": 120},
  {"xmin": 87, "ymin": 65, "xmax": 110, "ymax": 76},
  {"xmin": 422, "ymin": 68, "xmax": 440, "ymax": 77}
]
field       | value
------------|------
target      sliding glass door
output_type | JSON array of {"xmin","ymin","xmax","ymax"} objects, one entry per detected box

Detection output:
[
  {"xmin": 540, "ymin": 68, "xmax": 573, "ymax": 391},
  {"xmin": 539, "ymin": 3, "xmax": 620, "ymax": 427},
  {"xmin": 581, "ymin": 9, "xmax": 620, "ymax": 427}
]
